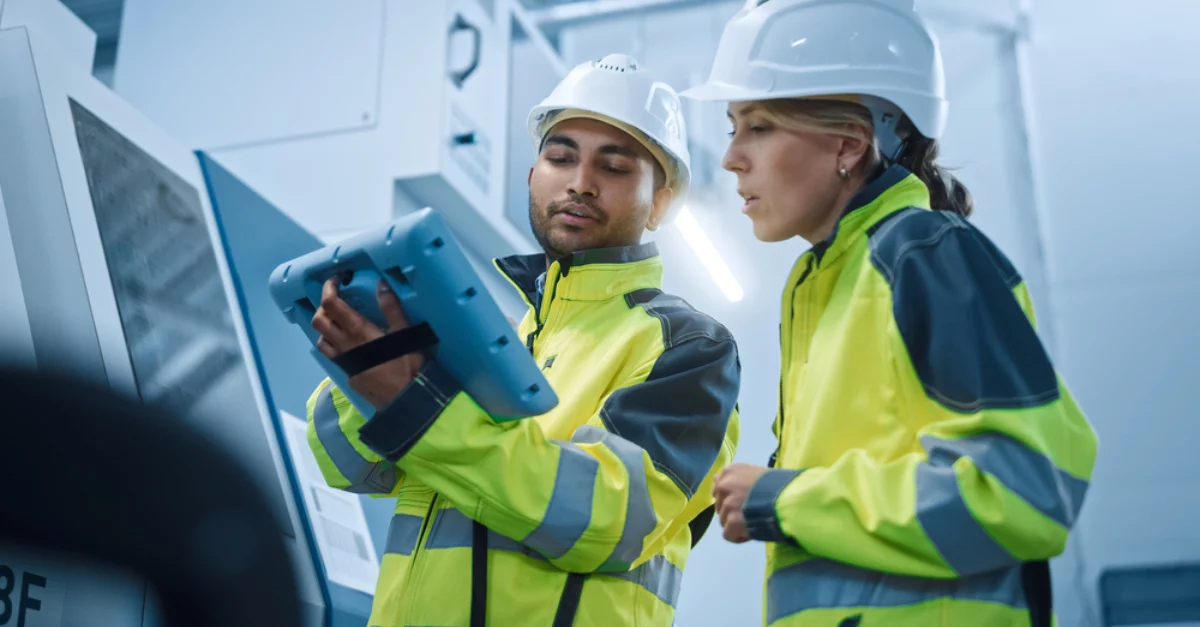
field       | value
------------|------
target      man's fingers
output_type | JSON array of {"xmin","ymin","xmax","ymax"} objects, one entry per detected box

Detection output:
[
  {"xmin": 316, "ymin": 335, "xmax": 337, "ymax": 359},
  {"xmin": 321, "ymin": 277, "xmax": 339, "ymax": 306},
  {"xmin": 320, "ymin": 277, "xmax": 373, "ymax": 337},
  {"xmin": 377, "ymin": 280, "xmax": 410, "ymax": 331},
  {"xmin": 311, "ymin": 309, "xmax": 345, "ymax": 348}
]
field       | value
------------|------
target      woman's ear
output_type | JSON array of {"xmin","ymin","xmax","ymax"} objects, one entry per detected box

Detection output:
[
  {"xmin": 838, "ymin": 128, "xmax": 873, "ymax": 173},
  {"xmin": 646, "ymin": 186, "xmax": 674, "ymax": 232}
]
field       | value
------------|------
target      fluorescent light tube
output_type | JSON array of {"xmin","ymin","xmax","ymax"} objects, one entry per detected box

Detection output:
[{"xmin": 675, "ymin": 207, "xmax": 743, "ymax": 302}]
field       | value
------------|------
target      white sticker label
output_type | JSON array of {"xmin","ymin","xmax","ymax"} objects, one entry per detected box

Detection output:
[{"xmin": 281, "ymin": 411, "xmax": 381, "ymax": 596}]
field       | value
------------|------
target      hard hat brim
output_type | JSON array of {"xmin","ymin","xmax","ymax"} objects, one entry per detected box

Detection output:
[
  {"xmin": 678, "ymin": 81, "xmax": 762, "ymax": 103},
  {"xmin": 681, "ymin": 81, "xmax": 947, "ymax": 140}
]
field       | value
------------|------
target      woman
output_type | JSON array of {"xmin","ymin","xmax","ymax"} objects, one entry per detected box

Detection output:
[{"xmin": 680, "ymin": 1, "xmax": 1098, "ymax": 626}]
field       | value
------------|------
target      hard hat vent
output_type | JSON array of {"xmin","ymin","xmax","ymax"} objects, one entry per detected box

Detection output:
[{"xmin": 595, "ymin": 53, "xmax": 639, "ymax": 73}]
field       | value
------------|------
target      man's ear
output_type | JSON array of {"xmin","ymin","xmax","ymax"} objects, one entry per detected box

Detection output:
[
  {"xmin": 527, "ymin": 166, "xmax": 534, "ymax": 186},
  {"xmin": 646, "ymin": 186, "xmax": 674, "ymax": 232}
]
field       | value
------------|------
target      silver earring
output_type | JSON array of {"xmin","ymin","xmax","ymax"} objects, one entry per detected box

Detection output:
[{"xmin": 838, "ymin": 166, "xmax": 849, "ymax": 180}]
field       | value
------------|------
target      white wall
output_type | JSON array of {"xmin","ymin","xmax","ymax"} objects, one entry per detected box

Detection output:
[{"xmin": 1027, "ymin": 1, "xmax": 1200, "ymax": 624}]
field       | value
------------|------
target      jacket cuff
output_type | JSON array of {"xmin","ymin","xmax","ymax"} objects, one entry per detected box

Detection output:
[
  {"xmin": 358, "ymin": 361, "xmax": 463, "ymax": 462},
  {"xmin": 743, "ymin": 468, "xmax": 803, "ymax": 544}
]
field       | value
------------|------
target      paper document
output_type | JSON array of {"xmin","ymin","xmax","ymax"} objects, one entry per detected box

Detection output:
[{"xmin": 281, "ymin": 410, "xmax": 380, "ymax": 595}]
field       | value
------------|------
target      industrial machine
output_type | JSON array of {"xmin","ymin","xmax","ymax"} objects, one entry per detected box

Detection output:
[
  {"xmin": 0, "ymin": 10, "xmax": 331, "ymax": 626},
  {"xmin": 0, "ymin": 0, "xmax": 569, "ymax": 624}
]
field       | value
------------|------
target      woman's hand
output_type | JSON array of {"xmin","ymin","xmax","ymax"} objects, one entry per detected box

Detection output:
[
  {"xmin": 713, "ymin": 463, "xmax": 770, "ymax": 543},
  {"xmin": 311, "ymin": 277, "xmax": 425, "ymax": 409}
]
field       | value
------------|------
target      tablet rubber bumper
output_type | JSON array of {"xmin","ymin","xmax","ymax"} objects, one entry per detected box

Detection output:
[{"xmin": 269, "ymin": 208, "xmax": 557, "ymax": 421}]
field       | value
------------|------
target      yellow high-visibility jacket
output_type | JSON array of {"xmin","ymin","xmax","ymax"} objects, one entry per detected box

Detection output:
[
  {"xmin": 306, "ymin": 243, "xmax": 741, "ymax": 627},
  {"xmin": 742, "ymin": 165, "xmax": 1099, "ymax": 627}
]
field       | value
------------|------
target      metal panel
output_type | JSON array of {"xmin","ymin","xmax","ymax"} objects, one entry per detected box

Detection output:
[
  {"xmin": 0, "ymin": 27, "xmax": 109, "ymax": 383},
  {"xmin": 114, "ymin": 0, "xmax": 385, "ymax": 151}
]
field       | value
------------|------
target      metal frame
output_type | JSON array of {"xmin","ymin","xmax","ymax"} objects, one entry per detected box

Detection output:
[
  {"xmin": 527, "ymin": 0, "xmax": 708, "ymax": 40},
  {"xmin": 0, "ymin": 184, "xmax": 37, "ymax": 369}
]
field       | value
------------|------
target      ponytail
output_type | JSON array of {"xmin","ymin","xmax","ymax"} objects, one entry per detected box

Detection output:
[{"xmin": 893, "ymin": 119, "xmax": 974, "ymax": 217}]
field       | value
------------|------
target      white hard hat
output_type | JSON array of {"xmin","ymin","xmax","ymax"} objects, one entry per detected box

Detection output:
[
  {"xmin": 680, "ymin": 0, "xmax": 948, "ymax": 155},
  {"xmin": 528, "ymin": 54, "xmax": 692, "ymax": 218}
]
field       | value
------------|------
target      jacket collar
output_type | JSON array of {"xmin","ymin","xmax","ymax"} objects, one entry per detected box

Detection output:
[
  {"xmin": 494, "ymin": 242, "xmax": 663, "ymax": 307},
  {"xmin": 810, "ymin": 163, "xmax": 931, "ymax": 268}
]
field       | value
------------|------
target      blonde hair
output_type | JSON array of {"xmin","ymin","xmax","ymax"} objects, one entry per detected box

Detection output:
[
  {"xmin": 752, "ymin": 97, "xmax": 974, "ymax": 217},
  {"xmin": 756, "ymin": 97, "xmax": 879, "ymax": 165}
]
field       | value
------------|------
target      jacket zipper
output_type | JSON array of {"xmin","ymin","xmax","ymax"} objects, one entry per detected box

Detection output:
[
  {"xmin": 411, "ymin": 494, "xmax": 438, "ymax": 563},
  {"xmin": 401, "ymin": 493, "xmax": 440, "ymax": 624},
  {"xmin": 525, "ymin": 268, "xmax": 561, "ymax": 353},
  {"xmin": 772, "ymin": 256, "xmax": 815, "ymax": 468}
]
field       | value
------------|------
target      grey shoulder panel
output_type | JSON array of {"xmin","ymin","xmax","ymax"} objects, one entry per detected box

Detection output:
[
  {"xmin": 867, "ymin": 209, "xmax": 1058, "ymax": 412},
  {"xmin": 624, "ymin": 288, "xmax": 736, "ymax": 346},
  {"xmin": 600, "ymin": 289, "xmax": 740, "ymax": 497},
  {"xmin": 868, "ymin": 208, "xmax": 1022, "ymax": 289}
]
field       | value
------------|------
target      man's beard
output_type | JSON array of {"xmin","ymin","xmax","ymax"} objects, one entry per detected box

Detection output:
[
  {"xmin": 528, "ymin": 192, "xmax": 568, "ymax": 259},
  {"xmin": 527, "ymin": 192, "xmax": 646, "ymax": 259}
]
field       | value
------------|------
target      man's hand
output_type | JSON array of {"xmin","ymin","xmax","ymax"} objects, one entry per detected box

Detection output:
[
  {"xmin": 311, "ymin": 277, "xmax": 425, "ymax": 410},
  {"xmin": 712, "ymin": 463, "xmax": 770, "ymax": 543}
]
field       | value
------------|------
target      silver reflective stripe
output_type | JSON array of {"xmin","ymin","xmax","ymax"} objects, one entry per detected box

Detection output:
[
  {"xmin": 571, "ymin": 425, "xmax": 657, "ymax": 572},
  {"xmin": 313, "ymin": 385, "xmax": 398, "ymax": 494},
  {"xmin": 423, "ymin": 508, "xmax": 682, "ymax": 609},
  {"xmin": 609, "ymin": 555, "xmax": 683, "ymax": 608},
  {"xmin": 490, "ymin": 530, "xmax": 549, "ymax": 561},
  {"xmin": 384, "ymin": 514, "xmax": 424, "ymax": 556},
  {"xmin": 425, "ymin": 507, "xmax": 547, "ymax": 560},
  {"xmin": 921, "ymin": 434, "xmax": 1089, "ymax": 528},
  {"xmin": 521, "ymin": 441, "xmax": 599, "ymax": 559},
  {"xmin": 915, "ymin": 463, "xmax": 1018, "ymax": 575},
  {"xmin": 424, "ymin": 505, "xmax": 475, "ymax": 550},
  {"xmin": 766, "ymin": 558, "xmax": 1026, "ymax": 624}
]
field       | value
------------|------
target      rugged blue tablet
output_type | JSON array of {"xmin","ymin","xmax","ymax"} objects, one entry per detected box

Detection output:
[{"xmin": 268, "ymin": 208, "xmax": 556, "ymax": 421}]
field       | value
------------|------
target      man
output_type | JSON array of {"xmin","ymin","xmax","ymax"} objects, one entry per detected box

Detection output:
[{"xmin": 305, "ymin": 54, "xmax": 741, "ymax": 627}]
